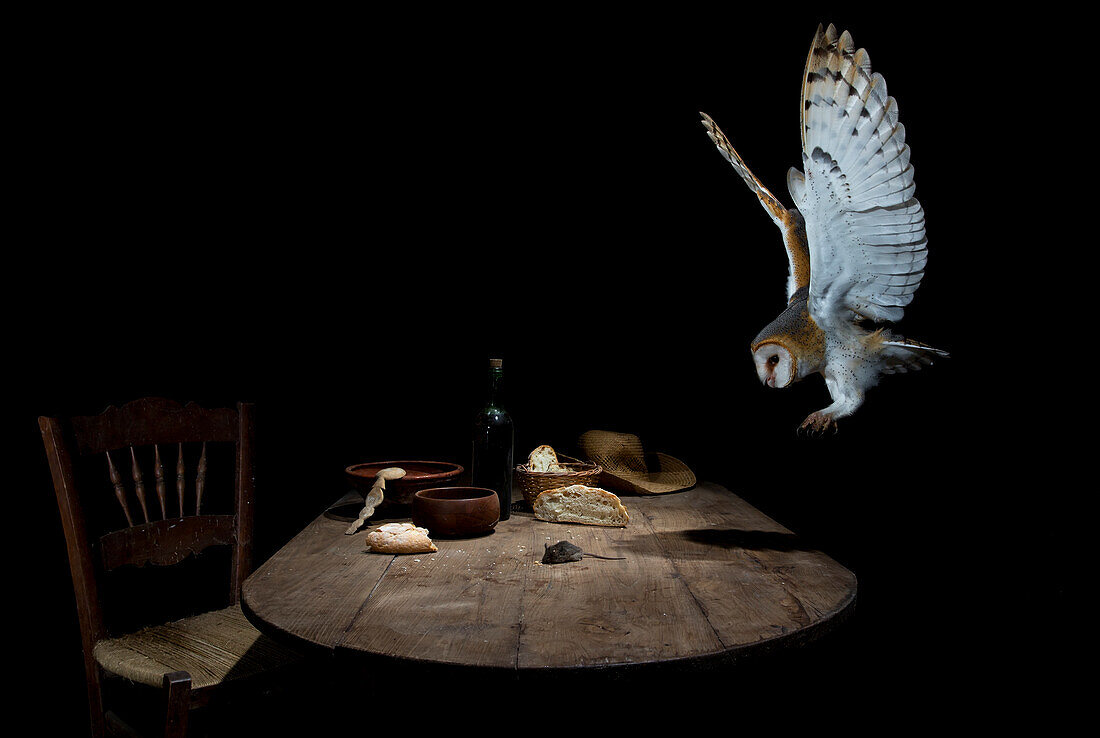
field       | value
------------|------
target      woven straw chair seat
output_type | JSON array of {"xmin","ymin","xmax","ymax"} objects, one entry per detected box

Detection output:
[{"xmin": 93, "ymin": 602, "xmax": 303, "ymax": 690}]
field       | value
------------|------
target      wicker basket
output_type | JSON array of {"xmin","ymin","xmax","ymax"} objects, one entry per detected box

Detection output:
[{"xmin": 514, "ymin": 453, "xmax": 602, "ymax": 506}]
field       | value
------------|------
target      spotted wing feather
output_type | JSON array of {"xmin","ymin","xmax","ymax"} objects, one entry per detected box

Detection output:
[
  {"xmin": 701, "ymin": 112, "xmax": 810, "ymax": 302},
  {"xmin": 791, "ymin": 24, "xmax": 928, "ymax": 329}
]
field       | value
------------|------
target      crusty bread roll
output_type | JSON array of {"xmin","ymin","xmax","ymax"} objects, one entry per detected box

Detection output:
[
  {"xmin": 364, "ymin": 522, "xmax": 438, "ymax": 554},
  {"xmin": 532, "ymin": 484, "xmax": 630, "ymax": 527},
  {"xmin": 527, "ymin": 444, "xmax": 559, "ymax": 472}
]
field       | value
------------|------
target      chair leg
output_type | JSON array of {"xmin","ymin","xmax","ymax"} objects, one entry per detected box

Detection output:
[
  {"xmin": 162, "ymin": 671, "xmax": 191, "ymax": 738},
  {"xmin": 87, "ymin": 664, "xmax": 107, "ymax": 738}
]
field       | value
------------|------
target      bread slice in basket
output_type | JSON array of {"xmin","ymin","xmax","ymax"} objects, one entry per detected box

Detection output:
[
  {"xmin": 532, "ymin": 484, "xmax": 629, "ymax": 527},
  {"xmin": 528, "ymin": 444, "xmax": 573, "ymax": 473}
]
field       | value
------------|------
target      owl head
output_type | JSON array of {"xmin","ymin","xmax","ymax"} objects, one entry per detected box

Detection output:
[
  {"xmin": 750, "ymin": 288, "xmax": 826, "ymax": 389},
  {"xmin": 752, "ymin": 340, "xmax": 797, "ymax": 388}
]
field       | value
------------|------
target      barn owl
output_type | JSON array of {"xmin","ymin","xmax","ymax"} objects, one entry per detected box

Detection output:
[{"xmin": 701, "ymin": 23, "xmax": 947, "ymax": 432}]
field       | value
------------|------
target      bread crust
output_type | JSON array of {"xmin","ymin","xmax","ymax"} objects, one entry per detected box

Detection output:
[
  {"xmin": 532, "ymin": 484, "xmax": 630, "ymax": 527},
  {"xmin": 364, "ymin": 522, "xmax": 438, "ymax": 554}
]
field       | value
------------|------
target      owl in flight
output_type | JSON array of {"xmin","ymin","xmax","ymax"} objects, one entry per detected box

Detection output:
[{"xmin": 701, "ymin": 23, "xmax": 947, "ymax": 432}]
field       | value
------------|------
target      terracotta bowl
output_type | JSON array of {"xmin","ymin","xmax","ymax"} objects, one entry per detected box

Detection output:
[
  {"xmin": 412, "ymin": 487, "xmax": 500, "ymax": 538},
  {"xmin": 345, "ymin": 460, "xmax": 464, "ymax": 506}
]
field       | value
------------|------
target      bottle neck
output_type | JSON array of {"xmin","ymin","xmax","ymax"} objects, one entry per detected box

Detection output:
[{"xmin": 485, "ymin": 367, "xmax": 503, "ymax": 409}]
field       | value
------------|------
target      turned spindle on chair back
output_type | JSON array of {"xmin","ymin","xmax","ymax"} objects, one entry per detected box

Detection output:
[{"xmin": 104, "ymin": 442, "xmax": 208, "ymax": 527}]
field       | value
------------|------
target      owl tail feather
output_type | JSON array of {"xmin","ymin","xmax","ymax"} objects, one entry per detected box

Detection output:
[{"xmin": 878, "ymin": 337, "xmax": 949, "ymax": 375}]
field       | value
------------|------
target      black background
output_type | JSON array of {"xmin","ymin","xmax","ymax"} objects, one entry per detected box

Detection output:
[{"xmin": 11, "ymin": 6, "xmax": 1073, "ymax": 734}]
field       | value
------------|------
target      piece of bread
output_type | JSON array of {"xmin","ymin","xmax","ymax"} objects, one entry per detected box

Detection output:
[
  {"xmin": 532, "ymin": 484, "xmax": 630, "ymax": 527},
  {"xmin": 527, "ymin": 444, "xmax": 559, "ymax": 472},
  {"xmin": 364, "ymin": 522, "xmax": 438, "ymax": 554}
]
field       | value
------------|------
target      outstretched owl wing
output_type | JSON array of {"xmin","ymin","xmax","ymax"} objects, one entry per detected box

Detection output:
[
  {"xmin": 787, "ymin": 24, "xmax": 928, "ymax": 331},
  {"xmin": 701, "ymin": 112, "xmax": 810, "ymax": 302}
]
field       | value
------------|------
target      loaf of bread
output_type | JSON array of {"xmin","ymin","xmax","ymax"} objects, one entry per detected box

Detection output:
[
  {"xmin": 364, "ymin": 523, "xmax": 438, "ymax": 554},
  {"xmin": 527, "ymin": 444, "xmax": 559, "ymax": 472},
  {"xmin": 532, "ymin": 484, "xmax": 630, "ymax": 527}
]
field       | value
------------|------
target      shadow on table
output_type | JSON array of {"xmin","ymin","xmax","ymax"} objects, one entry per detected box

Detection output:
[{"xmin": 677, "ymin": 527, "xmax": 813, "ymax": 552}]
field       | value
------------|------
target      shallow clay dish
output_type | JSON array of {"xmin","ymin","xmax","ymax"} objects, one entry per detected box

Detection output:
[
  {"xmin": 412, "ymin": 487, "xmax": 499, "ymax": 538},
  {"xmin": 345, "ymin": 461, "xmax": 464, "ymax": 506}
]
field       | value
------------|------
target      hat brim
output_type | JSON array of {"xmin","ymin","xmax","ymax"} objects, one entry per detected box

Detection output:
[{"xmin": 598, "ymin": 452, "xmax": 696, "ymax": 495}]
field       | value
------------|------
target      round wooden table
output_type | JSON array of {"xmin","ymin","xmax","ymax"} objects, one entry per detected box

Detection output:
[{"xmin": 241, "ymin": 482, "xmax": 856, "ymax": 677}]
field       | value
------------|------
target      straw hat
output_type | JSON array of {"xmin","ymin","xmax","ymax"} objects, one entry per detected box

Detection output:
[{"xmin": 577, "ymin": 430, "xmax": 696, "ymax": 495}]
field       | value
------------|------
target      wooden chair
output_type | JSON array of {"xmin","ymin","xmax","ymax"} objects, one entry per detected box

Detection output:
[{"xmin": 39, "ymin": 398, "xmax": 306, "ymax": 737}]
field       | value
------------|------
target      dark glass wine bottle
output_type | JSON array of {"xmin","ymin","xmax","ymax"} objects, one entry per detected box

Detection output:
[{"xmin": 471, "ymin": 358, "xmax": 514, "ymax": 520}]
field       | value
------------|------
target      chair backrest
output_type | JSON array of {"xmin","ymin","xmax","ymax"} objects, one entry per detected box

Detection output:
[{"xmin": 40, "ymin": 397, "xmax": 255, "ymax": 647}]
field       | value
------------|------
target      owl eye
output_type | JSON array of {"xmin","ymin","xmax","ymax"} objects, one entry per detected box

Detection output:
[{"xmin": 768, "ymin": 355, "xmax": 780, "ymax": 365}]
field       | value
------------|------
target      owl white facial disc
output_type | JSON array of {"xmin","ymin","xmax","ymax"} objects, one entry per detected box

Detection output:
[{"xmin": 753, "ymin": 343, "xmax": 794, "ymax": 388}]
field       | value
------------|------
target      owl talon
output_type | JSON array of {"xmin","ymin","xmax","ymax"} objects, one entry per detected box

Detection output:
[{"xmin": 800, "ymin": 411, "xmax": 837, "ymax": 434}]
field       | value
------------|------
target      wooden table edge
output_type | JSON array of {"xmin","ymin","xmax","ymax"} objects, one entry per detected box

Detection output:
[{"xmin": 318, "ymin": 584, "xmax": 857, "ymax": 680}]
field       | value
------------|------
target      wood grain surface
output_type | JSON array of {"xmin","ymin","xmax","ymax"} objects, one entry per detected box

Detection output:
[{"xmin": 241, "ymin": 482, "xmax": 856, "ymax": 674}]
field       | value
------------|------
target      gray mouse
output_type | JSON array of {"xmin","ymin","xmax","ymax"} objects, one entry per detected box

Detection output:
[{"xmin": 541, "ymin": 540, "xmax": 626, "ymax": 565}]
